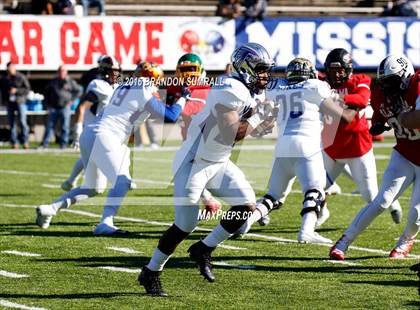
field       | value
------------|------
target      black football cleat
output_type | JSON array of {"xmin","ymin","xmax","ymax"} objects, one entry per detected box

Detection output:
[
  {"xmin": 188, "ymin": 241, "xmax": 215, "ymax": 283},
  {"xmin": 138, "ymin": 266, "xmax": 168, "ymax": 297}
]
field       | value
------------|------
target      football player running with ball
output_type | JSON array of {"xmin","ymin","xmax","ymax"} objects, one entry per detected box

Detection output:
[
  {"xmin": 320, "ymin": 48, "xmax": 402, "ymax": 227},
  {"xmin": 235, "ymin": 58, "xmax": 356, "ymax": 244},
  {"xmin": 36, "ymin": 62, "xmax": 188, "ymax": 235},
  {"xmin": 330, "ymin": 55, "xmax": 420, "ymax": 260},
  {"xmin": 139, "ymin": 43, "xmax": 276, "ymax": 296}
]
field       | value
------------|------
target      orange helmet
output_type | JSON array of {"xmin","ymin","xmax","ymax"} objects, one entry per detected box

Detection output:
[{"xmin": 134, "ymin": 61, "xmax": 164, "ymax": 80}]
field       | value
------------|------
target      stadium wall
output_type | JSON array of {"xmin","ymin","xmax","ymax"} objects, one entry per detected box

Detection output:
[{"xmin": 0, "ymin": 15, "xmax": 418, "ymax": 72}]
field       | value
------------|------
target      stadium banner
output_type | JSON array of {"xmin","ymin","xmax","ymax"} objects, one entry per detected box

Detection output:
[
  {"xmin": 0, "ymin": 15, "xmax": 236, "ymax": 71},
  {"xmin": 236, "ymin": 17, "xmax": 419, "ymax": 69},
  {"xmin": 0, "ymin": 15, "xmax": 418, "ymax": 71}
]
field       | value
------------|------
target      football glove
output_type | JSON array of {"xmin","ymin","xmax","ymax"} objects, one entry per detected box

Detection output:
[
  {"xmin": 72, "ymin": 122, "xmax": 83, "ymax": 151},
  {"xmin": 369, "ymin": 122, "xmax": 392, "ymax": 136}
]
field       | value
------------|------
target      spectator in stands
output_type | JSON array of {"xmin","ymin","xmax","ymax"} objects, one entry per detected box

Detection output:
[
  {"xmin": 1, "ymin": 62, "xmax": 31, "ymax": 149},
  {"xmin": 216, "ymin": 0, "xmax": 242, "ymax": 19},
  {"xmin": 31, "ymin": 0, "xmax": 54, "ymax": 14},
  {"xmin": 41, "ymin": 65, "xmax": 82, "ymax": 149},
  {"xmin": 54, "ymin": 0, "xmax": 75, "ymax": 14},
  {"xmin": 82, "ymin": 0, "xmax": 105, "ymax": 16},
  {"xmin": 383, "ymin": 0, "xmax": 418, "ymax": 16},
  {"xmin": 243, "ymin": 0, "xmax": 267, "ymax": 21}
]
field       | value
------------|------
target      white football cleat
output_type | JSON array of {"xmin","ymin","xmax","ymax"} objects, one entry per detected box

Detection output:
[
  {"xmin": 315, "ymin": 203, "xmax": 330, "ymax": 228},
  {"xmin": 325, "ymin": 183, "xmax": 341, "ymax": 196},
  {"xmin": 130, "ymin": 182, "xmax": 138, "ymax": 190},
  {"xmin": 35, "ymin": 205, "xmax": 56, "ymax": 229},
  {"xmin": 258, "ymin": 215, "xmax": 270, "ymax": 226},
  {"xmin": 150, "ymin": 143, "xmax": 160, "ymax": 150},
  {"xmin": 61, "ymin": 180, "xmax": 76, "ymax": 191},
  {"xmin": 93, "ymin": 223, "xmax": 129, "ymax": 236},
  {"xmin": 298, "ymin": 231, "xmax": 332, "ymax": 244}
]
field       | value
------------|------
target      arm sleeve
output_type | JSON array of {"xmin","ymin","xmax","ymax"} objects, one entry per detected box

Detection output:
[
  {"xmin": 343, "ymin": 75, "xmax": 371, "ymax": 109},
  {"xmin": 144, "ymin": 96, "xmax": 182, "ymax": 123},
  {"xmin": 370, "ymin": 92, "xmax": 386, "ymax": 124}
]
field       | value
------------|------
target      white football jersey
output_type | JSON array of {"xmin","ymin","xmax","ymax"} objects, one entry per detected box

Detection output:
[
  {"xmin": 84, "ymin": 79, "xmax": 117, "ymax": 125},
  {"xmin": 178, "ymin": 77, "xmax": 257, "ymax": 164},
  {"xmin": 93, "ymin": 78, "xmax": 154, "ymax": 142},
  {"xmin": 267, "ymin": 78, "xmax": 332, "ymax": 157}
]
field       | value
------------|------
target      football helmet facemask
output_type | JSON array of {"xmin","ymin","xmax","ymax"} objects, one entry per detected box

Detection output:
[
  {"xmin": 99, "ymin": 56, "xmax": 121, "ymax": 84},
  {"xmin": 176, "ymin": 53, "xmax": 204, "ymax": 85},
  {"xmin": 231, "ymin": 42, "xmax": 275, "ymax": 93},
  {"xmin": 286, "ymin": 58, "xmax": 317, "ymax": 84},
  {"xmin": 377, "ymin": 55, "xmax": 414, "ymax": 98}
]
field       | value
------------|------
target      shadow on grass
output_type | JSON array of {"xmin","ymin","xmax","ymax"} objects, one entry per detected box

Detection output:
[
  {"xmin": 0, "ymin": 292, "xmax": 139, "ymax": 299},
  {"xmin": 345, "ymin": 279, "xmax": 418, "ymax": 288},
  {"xmin": 9, "ymin": 229, "xmax": 208, "ymax": 240},
  {"xmin": 0, "ymin": 193, "xmax": 31, "ymax": 197},
  {"xmin": 41, "ymin": 255, "xmax": 411, "ymax": 276}
]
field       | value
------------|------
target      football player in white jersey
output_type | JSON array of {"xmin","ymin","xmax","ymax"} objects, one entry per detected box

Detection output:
[
  {"xmin": 139, "ymin": 43, "xmax": 276, "ymax": 296},
  {"xmin": 36, "ymin": 62, "xmax": 188, "ymax": 234},
  {"xmin": 234, "ymin": 58, "xmax": 356, "ymax": 244},
  {"xmin": 61, "ymin": 56, "xmax": 121, "ymax": 191}
]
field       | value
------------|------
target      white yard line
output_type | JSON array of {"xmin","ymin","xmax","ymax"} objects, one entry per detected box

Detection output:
[
  {"xmin": 1, "ymin": 203, "xmax": 419, "ymax": 258},
  {"xmin": 41, "ymin": 184, "xmax": 61, "ymax": 189},
  {"xmin": 213, "ymin": 261, "xmax": 256, "ymax": 269},
  {"xmin": 323, "ymin": 260, "xmax": 361, "ymax": 266},
  {"xmin": 0, "ymin": 169, "xmax": 67, "ymax": 178},
  {"xmin": 218, "ymin": 244, "xmax": 247, "ymax": 250},
  {"xmin": 0, "ymin": 300, "xmax": 47, "ymax": 310},
  {"xmin": 97, "ymin": 266, "xmax": 141, "ymax": 273},
  {"xmin": 1, "ymin": 250, "xmax": 41, "ymax": 257},
  {"xmin": 0, "ymin": 270, "xmax": 29, "ymax": 278},
  {"xmin": 106, "ymin": 247, "xmax": 142, "ymax": 254}
]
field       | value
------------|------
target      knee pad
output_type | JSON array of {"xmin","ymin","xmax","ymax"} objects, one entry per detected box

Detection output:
[
  {"xmin": 300, "ymin": 189, "xmax": 324, "ymax": 217},
  {"xmin": 257, "ymin": 194, "xmax": 283, "ymax": 213},
  {"xmin": 174, "ymin": 205, "xmax": 200, "ymax": 233}
]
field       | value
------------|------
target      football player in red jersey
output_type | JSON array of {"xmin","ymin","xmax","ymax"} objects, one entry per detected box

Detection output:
[
  {"xmin": 319, "ymin": 48, "xmax": 402, "ymax": 227},
  {"xmin": 330, "ymin": 55, "xmax": 420, "ymax": 260},
  {"xmin": 166, "ymin": 53, "xmax": 222, "ymax": 215}
]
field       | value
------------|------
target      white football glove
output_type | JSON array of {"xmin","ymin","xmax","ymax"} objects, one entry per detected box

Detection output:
[{"xmin": 72, "ymin": 122, "xmax": 83, "ymax": 151}]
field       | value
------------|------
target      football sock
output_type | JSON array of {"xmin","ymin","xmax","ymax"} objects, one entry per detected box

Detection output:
[
  {"xmin": 67, "ymin": 158, "xmax": 84, "ymax": 184},
  {"xmin": 50, "ymin": 187, "xmax": 97, "ymax": 212},
  {"xmin": 300, "ymin": 211, "xmax": 317, "ymax": 234},
  {"xmin": 147, "ymin": 248, "xmax": 170, "ymax": 272},
  {"xmin": 201, "ymin": 189, "xmax": 213, "ymax": 201},
  {"xmin": 203, "ymin": 224, "xmax": 231, "ymax": 248},
  {"xmin": 344, "ymin": 203, "xmax": 385, "ymax": 242},
  {"xmin": 101, "ymin": 175, "xmax": 131, "ymax": 223},
  {"xmin": 389, "ymin": 200, "xmax": 402, "ymax": 213},
  {"xmin": 400, "ymin": 206, "xmax": 420, "ymax": 241},
  {"xmin": 147, "ymin": 224, "xmax": 189, "ymax": 271},
  {"xmin": 237, "ymin": 202, "xmax": 269, "ymax": 234}
]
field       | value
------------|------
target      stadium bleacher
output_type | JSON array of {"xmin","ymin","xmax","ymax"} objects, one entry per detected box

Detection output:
[
  {"xmin": 1, "ymin": 0, "xmax": 388, "ymax": 16},
  {"xmin": 105, "ymin": 0, "xmax": 386, "ymax": 16}
]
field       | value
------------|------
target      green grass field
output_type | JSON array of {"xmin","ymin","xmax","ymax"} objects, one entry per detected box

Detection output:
[{"xmin": 0, "ymin": 139, "xmax": 419, "ymax": 309}]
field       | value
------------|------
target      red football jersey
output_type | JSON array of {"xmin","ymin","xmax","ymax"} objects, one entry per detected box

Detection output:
[
  {"xmin": 323, "ymin": 74, "xmax": 373, "ymax": 159},
  {"xmin": 165, "ymin": 84, "xmax": 211, "ymax": 139},
  {"xmin": 371, "ymin": 70, "xmax": 420, "ymax": 166}
]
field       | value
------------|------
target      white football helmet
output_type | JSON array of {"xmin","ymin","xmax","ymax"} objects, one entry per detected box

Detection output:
[{"xmin": 377, "ymin": 55, "xmax": 414, "ymax": 96}]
